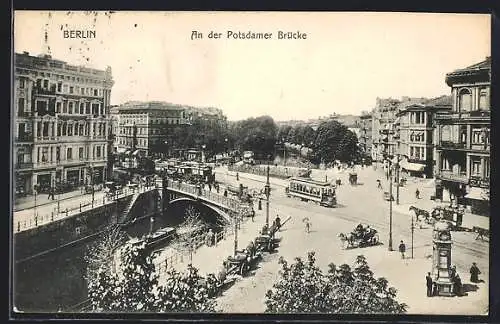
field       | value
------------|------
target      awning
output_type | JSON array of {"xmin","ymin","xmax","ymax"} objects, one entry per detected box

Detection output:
[
  {"xmin": 400, "ymin": 161, "xmax": 425, "ymax": 172},
  {"xmin": 465, "ymin": 187, "xmax": 489, "ymax": 201},
  {"xmin": 116, "ymin": 147, "xmax": 127, "ymax": 154},
  {"xmin": 124, "ymin": 150, "xmax": 131, "ymax": 155},
  {"xmin": 132, "ymin": 150, "xmax": 140, "ymax": 156}
]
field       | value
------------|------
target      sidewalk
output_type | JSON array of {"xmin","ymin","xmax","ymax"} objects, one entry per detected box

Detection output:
[
  {"xmin": 155, "ymin": 205, "xmax": 273, "ymax": 279},
  {"xmin": 14, "ymin": 188, "xmax": 90, "ymax": 212}
]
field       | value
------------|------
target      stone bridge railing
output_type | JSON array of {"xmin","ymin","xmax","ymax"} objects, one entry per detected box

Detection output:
[{"xmin": 164, "ymin": 180, "xmax": 241, "ymax": 212}]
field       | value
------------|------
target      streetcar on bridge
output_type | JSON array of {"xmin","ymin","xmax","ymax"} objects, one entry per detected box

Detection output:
[{"xmin": 285, "ymin": 177, "xmax": 337, "ymax": 207}]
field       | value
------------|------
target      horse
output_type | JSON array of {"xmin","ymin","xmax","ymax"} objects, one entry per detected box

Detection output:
[
  {"xmin": 409, "ymin": 206, "xmax": 435, "ymax": 228},
  {"xmin": 338, "ymin": 233, "xmax": 354, "ymax": 249}
]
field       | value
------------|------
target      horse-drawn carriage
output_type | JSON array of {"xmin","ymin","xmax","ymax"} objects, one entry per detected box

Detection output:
[
  {"xmin": 223, "ymin": 249, "xmax": 261, "ymax": 276},
  {"xmin": 339, "ymin": 224, "xmax": 379, "ymax": 249},
  {"xmin": 409, "ymin": 205, "xmax": 463, "ymax": 230}
]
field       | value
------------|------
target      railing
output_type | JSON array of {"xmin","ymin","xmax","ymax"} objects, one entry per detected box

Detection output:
[
  {"xmin": 35, "ymin": 86, "xmax": 56, "ymax": 95},
  {"xmin": 14, "ymin": 185, "xmax": 156, "ymax": 233},
  {"xmin": 228, "ymin": 164, "xmax": 305, "ymax": 179},
  {"xmin": 15, "ymin": 134, "xmax": 34, "ymax": 142},
  {"xmin": 439, "ymin": 141, "xmax": 466, "ymax": 149},
  {"xmin": 438, "ymin": 170, "xmax": 468, "ymax": 183},
  {"xmin": 15, "ymin": 162, "xmax": 34, "ymax": 170},
  {"xmin": 165, "ymin": 180, "xmax": 241, "ymax": 212}
]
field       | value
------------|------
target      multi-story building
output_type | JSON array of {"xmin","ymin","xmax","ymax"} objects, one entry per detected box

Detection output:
[
  {"xmin": 434, "ymin": 57, "xmax": 490, "ymax": 216},
  {"xmin": 114, "ymin": 101, "xmax": 192, "ymax": 160},
  {"xmin": 371, "ymin": 98, "xmax": 400, "ymax": 165},
  {"xmin": 396, "ymin": 96, "xmax": 452, "ymax": 178},
  {"xmin": 358, "ymin": 112, "xmax": 372, "ymax": 158},
  {"xmin": 13, "ymin": 52, "xmax": 114, "ymax": 196}
]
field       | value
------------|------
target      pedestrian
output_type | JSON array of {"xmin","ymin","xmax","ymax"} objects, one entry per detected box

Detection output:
[
  {"xmin": 454, "ymin": 273, "xmax": 463, "ymax": 296},
  {"xmin": 432, "ymin": 282, "xmax": 438, "ymax": 296},
  {"xmin": 275, "ymin": 215, "xmax": 281, "ymax": 230},
  {"xmin": 377, "ymin": 179, "xmax": 382, "ymax": 189},
  {"xmin": 216, "ymin": 183, "xmax": 220, "ymax": 193},
  {"xmin": 223, "ymin": 189, "xmax": 228, "ymax": 197},
  {"xmin": 426, "ymin": 272, "xmax": 433, "ymax": 297},
  {"xmin": 398, "ymin": 240, "xmax": 406, "ymax": 259},
  {"xmin": 450, "ymin": 265, "xmax": 457, "ymax": 280},
  {"xmin": 415, "ymin": 188, "xmax": 420, "ymax": 199},
  {"xmin": 251, "ymin": 210, "xmax": 255, "ymax": 222},
  {"xmin": 236, "ymin": 172, "xmax": 239, "ymax": 181},
  {"xmin": 208, "ymin": 183, "xmax": 212, "ymax": 192},
  {"xmin": 470, "ymin": 262, "xmax": 481, "ymax": 283}
]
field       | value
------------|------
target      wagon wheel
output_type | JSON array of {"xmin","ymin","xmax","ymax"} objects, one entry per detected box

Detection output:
[
  {"xmin": 239, "ymin": 262, "xmax": 246, "ymax": 276},
  {"xmin": 372, "ymin": 234, "xmax": 379, "ymax": 245},
  {"xmin": 267, "ymin": 240, "xmax": 273, "ymax": 252}
]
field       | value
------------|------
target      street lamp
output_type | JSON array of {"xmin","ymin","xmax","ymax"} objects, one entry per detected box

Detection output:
[
  {"xmin": 282, "ymin": 138, "xmax": 287, "ymax": 167},
  {"xmin": 201, "ymin": 144, "xmax": 206, "ymax": 164},
  {"xmin": 164, "ymin": 140, "xmax": 168, "ymax": 159},
  {"xmin": 387, "ymin": 158, "xmax": 398, "ymax": 251},
  {"xmin": 265, "ymin": 161, "xmax": 271, "ymax": 227}
]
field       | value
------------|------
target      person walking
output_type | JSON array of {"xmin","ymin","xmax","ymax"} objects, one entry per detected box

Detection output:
[
  {"xmin": 398, "ymin": 240, "xmax": 406, "ymax": 259},
  {"xmin": 275, "ymin": 215, "xmax": 281, "ymax": 231},
  {"xmin": 48, "ymin": 187, "xmax": 55, "ymax": 200},
  {"xmin": 377, "ymin": 179, "xmax": 382, "ymax": 189},
  {"xmin": 426, "ymin": 272, "xmax": 433, "ymax": 297},
  {"xmin": 236, "ymin": 172, "xmax": 239, "ymax": 181},
  {"xmin": 454, "ymin": 273, "xmax": 463, "ymax": 296},
  {"xmin": 470, "ymin": 262, "xmax": 481, "ymax": 283},
  {"xmin": 415, "ymin": 188, "xmax": 420, "ymax": 199},
  {"xmin": 251, "ymin": 209, "xmax": 255, "ymax": 222}
]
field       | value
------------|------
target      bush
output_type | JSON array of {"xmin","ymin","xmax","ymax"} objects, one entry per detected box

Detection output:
[{"xmin": 265, "ymin": 252, "xmax": 407, "ymax": 314}]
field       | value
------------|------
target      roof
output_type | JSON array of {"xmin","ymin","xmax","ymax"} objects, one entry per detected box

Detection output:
[
  {"xmin": 445, "ymin": 57, "xmax": 491, "ymax": 86},
  {"xmin": 289, "ymin": 177, "xmax": 332, "ymax": 187},
  {"xmin": 454, "ymin": 56, "xmax": 491, "ymax": 73}
]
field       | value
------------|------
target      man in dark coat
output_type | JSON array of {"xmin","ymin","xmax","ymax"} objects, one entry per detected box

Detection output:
[
  {"xmin": 398, "ymin": 240, "xmax": 406, "ymax": 259},
  {"xmin": 426, "ymin": 272, "xmax": 433, "ymax": 297},
  {"xmin": 470, "ymin": 262, "xmax": 481, "ymax": 283}
]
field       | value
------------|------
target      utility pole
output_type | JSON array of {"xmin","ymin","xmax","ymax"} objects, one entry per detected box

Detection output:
[
  {"xmin": 234, "ymin": 214, "xmax": 238, "ymax": 256},
  {"xmin": 388, "ymin": 161, "xmax": 393, "ymax": 251},
  {"xmin": 265, "ymin": 164, "xmax": 270, "ymax": 226},
  {"xmin": 396, "ymin": 161, "xmax": 400, "ymax": 205},
  {"xmin": 411, "ymin": 216, "xmax": 415, "ymax": 259}
]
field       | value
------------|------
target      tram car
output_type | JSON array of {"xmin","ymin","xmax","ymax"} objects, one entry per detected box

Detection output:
[{"xmin": 285, "ymin": 177, "xmax": 337, "ymax": 207}]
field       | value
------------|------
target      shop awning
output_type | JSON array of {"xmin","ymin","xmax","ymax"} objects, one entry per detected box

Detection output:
[
  {"xmin": 465, "ymin": 187, "xmax": 489, "ymax": 201},
  {"xmin": 116, "ymin": 147, "xmax": 127, "ymax": 154},
  {"xmin": 124, "ymin": 150, "xmax": 131, "ymax": 155},
  {"xmin": 132, "ymin": 150, "xmax": 140, "ymax": 156},
  {"xmin": 400, "ymin": 161, "xmax": 425, "ymax": 172}
]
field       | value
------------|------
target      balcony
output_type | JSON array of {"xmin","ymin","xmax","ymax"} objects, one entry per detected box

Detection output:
[
  {"xmin": 439, "ymin": 141, "xmax": 466, "ymax": 150},
  {"xmin": 16, "ymin": 133, "xmax": 34, "ymax": 142},
  {"xmin": 438, "ymin": 170, "xmax": 468, "ymax": 184},
  {"xmin": 34, "ymin": 86, "xmax": 56, "ymax": 96},
  {"xmin": 469, "ymin": 176, "xmax": 490, "ymax": 189},
  {"xmin": 15, "ymin": 162, "xmax": 34, "ymax": 170}
]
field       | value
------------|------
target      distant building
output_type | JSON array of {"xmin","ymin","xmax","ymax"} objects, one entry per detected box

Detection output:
[
  {"xmin": 13, "ymin": 52, "xmax": 114, "ymax": 196},
  {"xmin": 396, "ymin": 96, "xmax": 452, "ymax": 178},
  {"xmin": 371, "ymin": 98, "xmax": 400, "ymax": 165},
  {"xmin": 434, "ymin": 57, "xmax": 491, "ymax": 216},
  {"xmin": 359, "ymin": 112, "xmax": 372, "ymax": 158},
  {"xmin": 114, "ymin": 101, "xmax": 192, "ymax": 163}
]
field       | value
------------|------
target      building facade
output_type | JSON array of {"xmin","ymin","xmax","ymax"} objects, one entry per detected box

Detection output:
[
  {"xmin": 396, "ymin": 96, "xmax": 452, "ymax": 178},
  {"xmin": 434, "ymin": 57, "xmax": 490, "ymax": 216},
  {"xmin": 114, "ymin": 102, "xmax": 192, "ymax": 160},
  {"xmin": 14, "ymin": 52, "xmax": 114, "ymax": 196},
  {"xmin": 358, "ymin": 112, "xmax": 372, "ymax": 158},
  {"xmin": 371, "ymin": 98, "xmax": 400, "ymax": 165}
]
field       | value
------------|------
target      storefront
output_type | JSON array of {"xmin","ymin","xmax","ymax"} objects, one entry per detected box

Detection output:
[
  {"xmin": 36, "ymin": 173, "xmax": 52, "ymax": 192},
  {"xmin": 465, "ymin": 187, "xmax": 490, "ymax": 217},
  {"xmin": 400, "ymin": 160, "xmax": 427, "ymax": 178},
  {"xmin": 66, "ymin": 169, "xmax": 81, "ymax": 187},
  {"xmin": 15, "ymin": 173, "xmax": 32, "ymax": 196}
]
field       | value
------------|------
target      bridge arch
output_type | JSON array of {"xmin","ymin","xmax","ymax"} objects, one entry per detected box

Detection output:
[{"xmin": 165, "ymin": 197, "xmax": 232, "ymax": 227}]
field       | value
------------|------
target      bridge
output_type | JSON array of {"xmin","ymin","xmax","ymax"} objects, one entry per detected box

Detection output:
[{"xmin": 161, "ymin": 179, "xmax": 248, "ymax": 226}]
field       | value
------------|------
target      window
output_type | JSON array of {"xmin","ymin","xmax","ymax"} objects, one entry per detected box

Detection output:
[
  {"xmin": 79, "ymin": 147, "xmax": 84, "ymax": 159},
  {"xmin": 36, "ymin": 101, "xmax": 48, "ymax": 115},
  {"xmin": 479, "ymin": 87, "xmax": 489, "ymax": 110},
  {"xmin": 19, "ymin": 79, "xmax": 25, "ymax": 89},
  {"xmin": 56, "ymin": 102, "xmax": 61, "ymax": 113},
  {"xmin": 94, "ymin": 89, "xmax": 98, "ymax": 96},
  {"xmin": 96, "ymin": 146, "xmax": 101, "ymax": 158},
  {"xmin": 471, "ymin": 159, "xmax": 481, "ymax": 176},
  {"xmin": 63, "ymin": 84, "xmax": 68, "ymax": 93},
  {"xmin": 43, "ymin": 80, "xmax": 49, "ymax": 89},
  {"xmin": 81, "ymin": 88, "xmax": 85, "ymax": 95},
  {"xmin": 68, "ymin": 123, "xmax": 73, "ymax": 136},
  {"xmin": 67, "ymin": 147, "xmax": 73, "ymax": 160},
  {"xmin": 69, "ymin": 86, "xmax": 74, "ymax": 94},
  {"xmin": 458, "ymin": 88, "xmax": 472, "ymax": 112},
  {"xmin": 18, "ymin": 98, "xmax": 24, "ymax": 113},
  {"xmin": 41, "ymin": 147, "xmax": 49, "ymax": 162},
  {"xmin": 80, "ymin": 103, "xmax": 85, "ymax": 114},
  {"xmin": 57, "ymin": 82, "xmax": 62, "ymax": 92},
  {"xmin": 86, "ymin": 102, "xmax": 91, "ymax": 114}
]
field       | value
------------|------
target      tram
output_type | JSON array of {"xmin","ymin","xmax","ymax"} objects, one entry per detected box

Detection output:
[{"xmin": 285, "ymin": 177, "xmax": 337, "ymax": 207}]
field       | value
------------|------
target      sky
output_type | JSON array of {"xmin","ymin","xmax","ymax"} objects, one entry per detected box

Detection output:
[{"xmin": 14, "ymin": 11, "xmax": 490, "ymax": 121}]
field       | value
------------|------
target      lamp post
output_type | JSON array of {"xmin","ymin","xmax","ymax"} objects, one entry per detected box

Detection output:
[
  {"xmin": 164, "ymin": 140, "xmax": 168, "ymax": 159},
  {"xmin": 411, "ymin": 215, "xmax": 415, "ymax": 259},
  {"xmin": 282, "ymin": 138, "xmax": 286, "ymax": 166},
  {"xmin": 388, "ymin": 158, "xmax": 394, "ymax": 251},
  {"xmin": 224, "ymin": 138, "xmax": 228, "ymax": 156},
  {"xmin": 396, "ymin": 157, "xmax": 400, "ymax": 205},
  {"xmin": 265, "ymin": 163, "xmax": 270, "ymax": 227},
  {"xmin": 201, "ymin": 144, "xmax": 206, "ymax": 164}
]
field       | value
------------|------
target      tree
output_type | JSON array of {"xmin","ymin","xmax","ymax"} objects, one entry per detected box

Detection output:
[
  {"xmin": 230, "ymin": 115, "xmax": 277, "ymax": 159},
  {"xmin": 265, "ymin": 252, "xmax": 407, "ymax": 314},
  {"xmin": 309, "ymin": 120, "xmax": 359, "ymax": 164},
  {"xmin": 87, "ymin": 238, "xmax": 216, "ymax": 312},
  {"xmin": 172, "ymin": 206, "xmax": 207, "ymax": 263}
]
